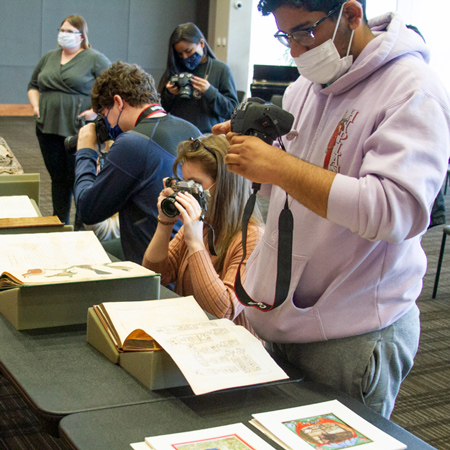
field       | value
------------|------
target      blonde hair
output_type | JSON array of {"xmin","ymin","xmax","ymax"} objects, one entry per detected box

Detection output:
[
  {"xmin": 173, "ymin": 134, "xmax": 262, "ymax": 271},
  {"xmin": 61, "ymin": 15, "xmax": 91, "ymax": 49}
]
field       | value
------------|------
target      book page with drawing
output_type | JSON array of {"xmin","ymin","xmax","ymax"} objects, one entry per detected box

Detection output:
[
  {"xmin": 250, "ymin": 400, "xmax": 407, "ymax": 450},
  {"xmin": 145, "ymin": 318, "xmax": 289, "ymax": 395},
  {"xmin": 0, "ymin": 231, "xmax": 156, "ymax": 288},
  {"xmin": 130, "ymin": 423, "xmax": 276, "ymax": 450},
  {"xmin": 94, "ymin": 296, "xmax": 210, "ymax": 352},
  {"xmin": 0, "ymin": 195, "xmax": 38, "ymax": 218}
]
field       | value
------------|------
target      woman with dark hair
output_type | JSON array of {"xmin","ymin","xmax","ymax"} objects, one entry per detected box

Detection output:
[
  {"xmin": 142, "ymin": 134, "xmax": 263, "ymax": 335},
  {"xmin": 27, "ymin": 15, "xmax": 110, "ymax": 225},
  {"xmin": 158, "ymin": 23, "xmax": 239, "ymax": 134}
]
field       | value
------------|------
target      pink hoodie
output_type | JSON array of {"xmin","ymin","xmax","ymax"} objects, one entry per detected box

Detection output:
[{"xmin": 244, "ymin": 13, "xmax": 450, "ymax": 343}]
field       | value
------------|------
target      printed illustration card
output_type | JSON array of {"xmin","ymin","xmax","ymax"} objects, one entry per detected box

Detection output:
[
  {"xmin": 130, "ymin": 423, "xmax": 276, "ymax": 450},
  {"xmin": 250, "ymin": 400, "xmax": 407, "ymax": 450}
]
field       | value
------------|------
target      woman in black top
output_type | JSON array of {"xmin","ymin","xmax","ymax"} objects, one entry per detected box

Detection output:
[{"xmin": 158, "ymin": 23, "xmax": 238, "ymax": 134}]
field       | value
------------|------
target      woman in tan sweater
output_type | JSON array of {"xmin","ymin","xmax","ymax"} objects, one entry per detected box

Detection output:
[{"xmin": 142, "ymin": 134, "xmax": 263, "ymax": 335}]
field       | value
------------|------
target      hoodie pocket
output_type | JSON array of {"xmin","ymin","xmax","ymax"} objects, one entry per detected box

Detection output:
[{"xmin": 245, "ymin": 236, "xmax": 308, "ymax": 308}]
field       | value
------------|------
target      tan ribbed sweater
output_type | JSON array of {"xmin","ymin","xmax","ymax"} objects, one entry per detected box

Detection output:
[{"xmin": 142, "ymin": 224, "xmax": 264, "ymax": 336}]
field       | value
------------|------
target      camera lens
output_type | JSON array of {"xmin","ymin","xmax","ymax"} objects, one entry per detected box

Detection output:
[
  {"xmin": 179, "ymin": 84, "xmax": 192, "ymax": 99},
  {"xmin": 160, "ymin": 194, "xmax": 179, "ymax": 218},
  {"xmin": 64, "ymin": 135, "xmax": 78, "ymax": 154}
]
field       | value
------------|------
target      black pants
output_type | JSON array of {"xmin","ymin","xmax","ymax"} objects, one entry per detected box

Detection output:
[{"xmin": 36, "ymin": 127, "xmax": 75, "ymax": 225}]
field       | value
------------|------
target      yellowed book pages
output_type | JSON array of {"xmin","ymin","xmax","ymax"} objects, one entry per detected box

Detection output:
[{"xmin": 94, "ymin": 296, "xmax": 209, "ymax": 352}]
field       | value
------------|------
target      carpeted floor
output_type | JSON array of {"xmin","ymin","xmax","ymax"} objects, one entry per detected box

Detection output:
[{"xmin": 0, "ymin": 116, "xmax": 450, "ymax": 450}]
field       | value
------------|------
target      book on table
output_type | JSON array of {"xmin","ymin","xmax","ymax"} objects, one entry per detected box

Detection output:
[
  {"xmin": 93, "ymin": 295, "xmax": 289, "ymax": 395},
  {"xmin": 249, "ymin": 400, "xmax": 407, "ymax": 450},
  {"xmin": 0, "ymin": 195, "xmax": 39, "ymax": 219},
  {"xmin": 130, "ymin": 423, "xmax": 277, "ymax": 450},
  {"xmin": 0, "ymin": 230, "xmax": 156, "ymax": 289}
]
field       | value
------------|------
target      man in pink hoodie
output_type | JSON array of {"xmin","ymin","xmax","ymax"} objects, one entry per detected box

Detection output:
[{"xmin": 214, "ymin": 0, "xmax": 450, "ymax": 418}]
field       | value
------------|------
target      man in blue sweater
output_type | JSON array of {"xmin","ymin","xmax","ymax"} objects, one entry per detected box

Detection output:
[{"xmin": 74, "ymin": 61, "xmax": 201, "ymax": 263}]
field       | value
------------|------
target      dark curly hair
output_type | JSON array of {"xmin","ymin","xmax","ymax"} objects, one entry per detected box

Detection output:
[
  {"xmin": 91, "ymin": 61, "xmax": 160, "ymax": 113},
  {"xmin": 257, "ymin": 0, "xmax": 366, "ymax": 20}
]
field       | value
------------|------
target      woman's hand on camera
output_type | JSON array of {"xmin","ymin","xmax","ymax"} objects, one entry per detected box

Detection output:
[
  {"xmin": 192, "ymin": 76, "xmax": 210, "ymax": 93},
  {"xmin": 166, "ymin": 81, "xmax": 180, "ymax": 95},
  {"xmin": 175, "ymin": 192, "xmax": 205, "ymax": 254}
]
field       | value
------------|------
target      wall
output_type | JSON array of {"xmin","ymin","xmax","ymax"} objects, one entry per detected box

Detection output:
[
  {"xmin": 208, "ymin": 0, "xmax": 253, "ymax": 98},
  {"xmin": 0, "ymin": 0, "xmax": 206, "ymax": 105}
]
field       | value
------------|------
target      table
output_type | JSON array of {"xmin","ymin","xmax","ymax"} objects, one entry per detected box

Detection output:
[
  {"xmin": 0, "ymin": 284, "xmax": 302, "ymax": 436},
  {"xmin": 0, "ymin": 286, "xmax": 178, "ymax": 435},
  {"xmin": 59, "ymin": 381, "xmax": 437, "ymax": 450}
]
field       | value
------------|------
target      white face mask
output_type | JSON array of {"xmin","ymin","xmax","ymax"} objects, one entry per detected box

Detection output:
[
  {"xmin": 58, "ymin": 31, "xmax": 81, "ymax": 49},
  {"xmin": 293, "ymin": 5, "xmax": 354, "ymax": 85}
]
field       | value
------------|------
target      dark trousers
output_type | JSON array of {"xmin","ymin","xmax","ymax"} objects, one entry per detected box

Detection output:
[{"xmin": 36, "ymin": 127, "xmax": 75, "ymax": 225}]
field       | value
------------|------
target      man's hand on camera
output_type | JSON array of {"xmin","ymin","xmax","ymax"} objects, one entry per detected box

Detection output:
[
  {"xmin": 226, "ymin": 134, "xmax": 283, "ymax": 185},
  {"xmin": 77, "ymin": 123, "xmax": 99, "ymax": 152},
  {"xmin": 211, "ymin": 120, "xmax": 231, "ymax": 136}
]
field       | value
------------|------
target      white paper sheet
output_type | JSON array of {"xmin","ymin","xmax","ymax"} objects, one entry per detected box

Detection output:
[{"xmin": 146, "ymin": 318, "xmax": 288, "ymax": 395}]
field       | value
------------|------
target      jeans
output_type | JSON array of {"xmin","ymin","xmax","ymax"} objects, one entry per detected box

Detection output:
[
  {"xmin": 266, "ymin": 304, "xmax": 420, "ymax": 418},
  {"xmin": 36, "ymin": 127, "xmax": 75, "ymax": 225}
]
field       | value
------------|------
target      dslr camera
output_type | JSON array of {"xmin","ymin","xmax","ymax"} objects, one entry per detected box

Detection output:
[
  {"xmin": 161, "ymin": 177, "xmax": 208, "ymax": 218},
  {"xmin": 170, "ymin": 73, "xmax": 194, "ymax": 100},
  {"xmin": 64, "ymin": 115, "xmax": 111, "ymax": 154},
  {"xmin": 230, "ymin": 97, "xmax": 294, "ymax": 145}
]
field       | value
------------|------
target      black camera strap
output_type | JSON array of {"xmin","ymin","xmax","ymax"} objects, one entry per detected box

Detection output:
[{"xmin": 234, "ymin": 147, "xmax": 293, "ymax": 312}]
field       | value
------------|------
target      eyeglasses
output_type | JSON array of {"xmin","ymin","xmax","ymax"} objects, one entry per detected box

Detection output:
[
  {"xmin": 58, "ymin": 28, "xmax": 82, "ymax": 35},
  {"xmin": 274, "ymin": 2, "xmax": 342, "ymax": 47},
  {"xmin": 189, "ymin": 137, "xmax": 217, "ymax": 159}
]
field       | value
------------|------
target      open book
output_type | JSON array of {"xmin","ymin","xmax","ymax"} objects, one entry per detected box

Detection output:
[
  {"xmin": 93, "ymin": 296, "xmax": 210, "ymax": 352},
  {"xmin": 130, "ymin": 423, "xmax": 276, "ymax": 450},
  {"xmin": 0, "ymin": 195, "xmax": 38, "ymax": 218},
  {"xmin": 0, "ymin": 231, "xmax": 156, "ymax": 289},
  {"xmin": 93, "ymin": 296, "xmax": 288, "ymax": 395},
  {"xmin": 250, "ymin": 400, "xmax": 407, "ymax": 450}
]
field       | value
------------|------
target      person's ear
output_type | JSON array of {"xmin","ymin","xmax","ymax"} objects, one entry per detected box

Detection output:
[
  {"xmin": 343, "ymin": 0, "xmax": 363, "ymax": 30},
  {"xmin": 199, "ymin": 38, "xmax": 205, "ymax": 48},
  {"xmin": 113, "ymin": 95, "xmax": 124, "ymax": 111}
]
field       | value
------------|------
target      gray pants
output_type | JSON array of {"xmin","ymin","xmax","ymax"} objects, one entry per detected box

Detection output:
[{"xmin": 267, "ymin": 305, "xmax": 420, "ymax": 418}]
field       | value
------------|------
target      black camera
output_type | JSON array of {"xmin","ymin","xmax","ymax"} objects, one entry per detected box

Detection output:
[
  {"xmin": 230, "ymin": 97, "xmax": 294, "ymax": 145},
  {"xmin": 161, "ymin": 177, "xmax": 208, "ymax": 218},
  {"xmin": 64, "ymin": 115, "xmax": 111, "ymax": 154},
  {"xmin": 170, "ymin": 73, "xmax": 194, "ymax": 100}
]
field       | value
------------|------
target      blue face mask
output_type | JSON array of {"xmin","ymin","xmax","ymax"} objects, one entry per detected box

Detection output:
[
  {"xmin": 105, "ymin": 107, "xmax": 123, "ymax": 140},
  {"xmin": 183, "ymin": 51, "xmax": 202, "ymax": 70}
]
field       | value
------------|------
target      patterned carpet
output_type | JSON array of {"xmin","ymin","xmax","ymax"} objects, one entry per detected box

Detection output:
[{"xmin": 0, "ymin": 116, "xmax": 449, "ymax": 450}]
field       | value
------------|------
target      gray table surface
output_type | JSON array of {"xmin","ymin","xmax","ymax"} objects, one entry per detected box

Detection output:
[
  {"xmin": 0, "ymin": 284, "xmax": 302, "ymax": 436},
  {"xmin": 0, "ymin": 285, "xmax": 179, "ymax": 433},
  {"xmin": 59, "ymin": 381, "xmax": 437, "ymax": 450}
]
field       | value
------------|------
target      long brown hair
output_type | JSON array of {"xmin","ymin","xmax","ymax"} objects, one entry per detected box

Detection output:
[
  {"xmin": 61, "ymin": 15, "xmax": 91, "ymax": 49},
  {"xmin": 173, "ymin": 134, "xmax": 262, "ymax": 271}
]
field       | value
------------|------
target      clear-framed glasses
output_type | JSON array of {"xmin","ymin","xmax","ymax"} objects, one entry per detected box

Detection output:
[
  {"xmin": 274, "ymin": 2, "xmax": 342, "ymax": 47},
  {"xmin": 189, "ymin": 137, "xmax": 217, "ymax": 159},
  {"xmin": 58, "ymin": 28, "xmax": 82, "ymax": 35}
]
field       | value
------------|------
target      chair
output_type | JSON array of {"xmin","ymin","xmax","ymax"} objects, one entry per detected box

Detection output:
[
  {"xmin": 432, "ymin": 224, "xmax": 450, "ymax": 298},
  {"xmin": 236, "ymin": 90, "xmax": 246, "ymax": 103}
]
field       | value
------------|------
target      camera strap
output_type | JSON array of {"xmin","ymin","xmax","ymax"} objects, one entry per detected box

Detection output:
[
  {"xmin": 234, "ymin": 144, "xmax": 293, "ymax": 312},
  {"xmin": 135, "ymin": 104, "xmax": 167, "ymax": 127}
]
